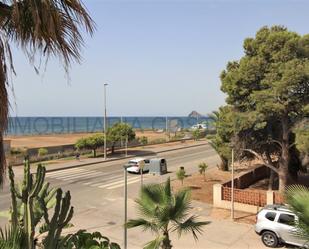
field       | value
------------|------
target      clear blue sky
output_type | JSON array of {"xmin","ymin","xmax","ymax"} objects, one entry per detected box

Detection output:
[{"xmin": 8, "ymin": 0, "xmax": 309, "ymax": 117}]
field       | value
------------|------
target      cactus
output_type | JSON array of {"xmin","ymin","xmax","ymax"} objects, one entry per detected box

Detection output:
[
  {"xmin": 8, "ymin": 166, "xmax": 19, "ymax": 231},
  {"xmin": 40, "ymin": 189, "xmax": 74, "ymax": 249},
  {"xmin": 8, "ymin": 158, "xmax": 46, "ymax": 249}
]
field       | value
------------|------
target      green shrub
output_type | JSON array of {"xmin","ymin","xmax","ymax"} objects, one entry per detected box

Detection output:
[
  {"xmin": 10, "ymin": 147, "xmax": 27, "ymax": 156},
  {"xmin": 38, "ymin": 148, "xmax": 48, "ymax": 157},
  {"xmin": 151, "ymin": 138, "xmax": 167, "ymax": 144},
  {"xmin": 139, "ymin": 136, "xmax": 148, "ymax": 145}
]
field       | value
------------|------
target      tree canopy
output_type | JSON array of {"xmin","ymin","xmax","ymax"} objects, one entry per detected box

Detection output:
[
  {"xmin": 219, "ymin": 26, "xmax": 309, "ymax": 191},
  {"xmin": 106, "ymin": 123, "xmax": 135, "ymax": 153},
  {"xmin": 75, "ymin": 134, "xmax": 105, "ymax": 157}
]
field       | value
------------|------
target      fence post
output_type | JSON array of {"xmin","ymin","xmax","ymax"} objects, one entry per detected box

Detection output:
[
  {"xmin": 213, "ymin": 184, "xmax": 222, "ymax": 207},
  {"xmin": 266, "ymin": 191, "xmax": 274, "ymax": 205}
]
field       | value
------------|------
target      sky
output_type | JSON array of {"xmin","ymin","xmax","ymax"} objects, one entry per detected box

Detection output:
[{"xmin": 8, "ymin": 0, "xmax": 309, "ymax": 117}]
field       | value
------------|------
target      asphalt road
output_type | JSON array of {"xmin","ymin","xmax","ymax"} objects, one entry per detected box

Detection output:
[
  {"xmin": 0, "ymin": 143, "xmax": 219, "ymax": 218},
  {"xmin": 0, "ymin": 144, "xmax": 268, "ymax": 249}
]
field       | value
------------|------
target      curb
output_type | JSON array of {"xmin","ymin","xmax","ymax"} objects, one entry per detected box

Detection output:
[{"xmin": 45, "ymin": 142, "xmax": 210, "ymax": 173}]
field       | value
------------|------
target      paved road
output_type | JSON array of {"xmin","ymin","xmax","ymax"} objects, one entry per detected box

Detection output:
[
  {"xmin": 0, "ymin": 143, "xmax": 219, "ymax": 216},
  {"xmin": 0, "ymin": 143, "xmax": 267, "ymax": 249}
]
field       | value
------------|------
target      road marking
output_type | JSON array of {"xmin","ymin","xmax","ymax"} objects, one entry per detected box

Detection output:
[
  {"xmin": 55, "ymin": 170, "xmax": 98, "ymax": 180},
  {"xmin": 46, "ymin": 168, "xmax": 87, "ymax": 177},
  {"xmin": 98, "ymin": 176, "xmax": 140, "ymax": 189},
  {"xmin": 58, "ymin": 171, "xmax": 101, "ymax": 181},
  {"xmin": 84, "ymin": 175, "xmax": 123, "ymax": 186},
  {"xmin": 106, "ymin": 178, "xmax": 141, "ymax": 190}
]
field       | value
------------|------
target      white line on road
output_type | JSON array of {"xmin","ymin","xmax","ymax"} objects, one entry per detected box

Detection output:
[
  {"xmin": 106, "ymin": 178, "xmax": 141, "ymax": 190},
  {"xmin": 54, "ymin": 170, "xmax": 96, "ymax": 179},
  {"xmin": 98, "ymin": 176, "xmax": 140, "ymax": 189},
  {"xmin": 84, "ymin": 174, "xmax": 123, "ymax": 186},
  {"xmin": 46, "ymin": 168, "xmax": 87, "ymax": 177},
  {"xmin": 58, "ymin": 171, "xmax": 102, "ymax": 181}
]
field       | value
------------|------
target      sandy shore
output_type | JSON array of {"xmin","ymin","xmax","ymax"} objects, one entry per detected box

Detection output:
[{"xmin": 5, "ymin": 130, "xmax": 168, "ymax": 148}]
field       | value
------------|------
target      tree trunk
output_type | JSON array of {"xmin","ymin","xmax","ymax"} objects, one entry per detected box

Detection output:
[
  {"xmin": 0, "ymin": 61, "xmax": 9, "ymax": 185},
  {"xmin": 268, "ymin": 169, "xmax": 275, "ymax": 190},
  {"xmin": 161, "ymin": 231, "xmax": 172, "ymax": 249},
  {"xmin": 111, "ymin": 145, "xmax": 115, "ymax": 154},
  {"xmin": 93, "ymin": 149, "xmax": 96, "ymax": 158},
  {"xmin": 278, "ymin": 114, "xmax": 291, "ymax": 193}
]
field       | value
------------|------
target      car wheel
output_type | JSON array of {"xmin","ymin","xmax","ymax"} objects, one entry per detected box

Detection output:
[{"xmin": 261, "ymin": 231, "xmax": 279, "ymax": 248}]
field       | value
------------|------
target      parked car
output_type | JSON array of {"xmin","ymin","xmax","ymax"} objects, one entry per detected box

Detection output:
[
  {"xmin": 190, "ymin": 123, "xmax": 207, "ymax": 130},
  {"xmin": 126, "ymin": 158, "xmax": 150, "ymax": 173},
  {"xmin": 255, "ymin": 205, "xmax": 308, "ymax": 248}
]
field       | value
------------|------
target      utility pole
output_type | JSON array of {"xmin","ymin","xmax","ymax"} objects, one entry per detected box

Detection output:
[
  {"xmin": 125, "ymin": 134, "xmax": 128, "ymax": 157},
  {"xmin": 104, "ymin": 83, "xmax": 108, "ymax": 160},
  {"xmin": 120, "ymin": 116, "xmax": 123, "ymax": 149},
  {"xmin": 165, "ymin": 116, "xmax": 169, "ymax": 141},
  {"xmin": 231, "ymin": 148, "xmax": 235, "ymax": 220},
  {"xmin": 123, "ymin": 164, "xmax": 130, "ymax": 249}
]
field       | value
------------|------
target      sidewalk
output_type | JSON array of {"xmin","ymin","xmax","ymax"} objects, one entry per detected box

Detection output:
[
  {"xmin": 67, "ymin": 199, "xmax": 266, "ymax": 249},
  {"xmin": 15, "ymin": 140, "xmax": 209, "ymax": 173}
]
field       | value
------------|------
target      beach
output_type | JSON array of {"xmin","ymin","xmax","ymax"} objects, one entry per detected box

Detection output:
[{"xmin": 5, "ymin": 130, "xmax": 168, "ymax": 148}]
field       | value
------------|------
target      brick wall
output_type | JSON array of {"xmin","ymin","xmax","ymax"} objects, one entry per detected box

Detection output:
[
  {"xmin": 222, "ymin": 186, "xmax": 267, "ymax": 207},
  {"xmin": 223, "ymin": 165, "xmax": 270, "ymax": 189},
  {"xmin": 274, "ymin": 191, "xmax": 284, "ymax": 204}
]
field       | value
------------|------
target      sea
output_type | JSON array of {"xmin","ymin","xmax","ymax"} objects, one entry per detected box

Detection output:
[{"xmin": 6, "ymin": 116, "xmax": 213, "ymax": 136}]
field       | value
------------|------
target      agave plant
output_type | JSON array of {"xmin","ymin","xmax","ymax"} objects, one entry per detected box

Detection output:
[
  {"xmin": 285, "ymin": 185, "xmax": 309, "ymax": 242},
  {"xmin": 127, "ymin": 178, "xmax": 209, "ymax": 249},
  {"xmin": 64, "ymin": 230, "xmax": 121, "ymax": 249},
  {"xmin": 0, "ymin": 226, "xmax": 25, "ymax": 249}
]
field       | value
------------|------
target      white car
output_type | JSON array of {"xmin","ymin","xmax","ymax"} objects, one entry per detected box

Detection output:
[
  {"xmin": 126, "ymin": 158, "xmax": 150, "ymax": 174},
  {"xmin": 255, "ymin": 205, "xmax": 308, "ymax": 248},
  {"xmin": 190, "ymin": 123, "xmax": 207, "ymax": 130}
]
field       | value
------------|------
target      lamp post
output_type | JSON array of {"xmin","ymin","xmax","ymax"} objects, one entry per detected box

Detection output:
[
  {"xmin": 231, "ymin": 148, "xmax": 235, "ymax": 220},
  {"xmin": 123, "ymin": 164, "xmax": 130, "ymax": 249},
  {"xmin": 104, "ymin": 83, "xmax": 108, "ymax": 160},
  {"xmin": 125, "ymin": 134, "xmax": 128, "ymax": 157}
]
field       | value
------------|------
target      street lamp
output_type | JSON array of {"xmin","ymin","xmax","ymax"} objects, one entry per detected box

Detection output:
[
  {"xmin": 123, "ymin": 164, "xmax": 131, "ymax": 249},
  {"xmin": 104, "ymin": 83, "xmax": 108, "ymax": 160},
  {"xmin": 231, "ymin": 148, "xmax": 235, "ymax": 220}
]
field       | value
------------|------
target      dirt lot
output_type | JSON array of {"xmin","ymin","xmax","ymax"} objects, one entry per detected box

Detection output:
[
  {"xmin": 172, "ymin": 167, "xmax": 231, "ymax": 204},
  {"xmin": 5, "ymin": 130, "xmax": 167, "ymax": 148},
  {"xmin": 171, "ymin": 167, "xmax": 257, "ymax": 224}
]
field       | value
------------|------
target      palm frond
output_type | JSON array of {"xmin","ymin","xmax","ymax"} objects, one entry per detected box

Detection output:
[
  {"xmin": 172, "ymin": 188, "xmax": 192, "ymax": 221},
  {"xmin": 126, "ymin": 218, "xmax": 159, "ymax": 233},
  {"xmin": 4, "ymin": 0, "xmax": 95, "ymax": 69},
  {"xmin": 143, "ymin": 236, "xmax": 164, "ymax": 249},
  {"xmin": 136, "ymin": 183, "xmax": 168, "ymax": 219},
  {"xmin": 286, "ymin": 185, "xmax": 309, "ymax": 240},
  {"xmin": 175, "ymin": 215, "xmax": 210, "ymax": 241},
  {"xmin": 162, "ymin": 177, "xmax": 172, "ymax": 204}
]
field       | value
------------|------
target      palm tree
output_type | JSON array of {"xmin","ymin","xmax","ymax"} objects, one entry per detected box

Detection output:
[
  {"xmin": 198, "ymin": 162, "xmax": 208, "ymax": 182},
  {"xmin": 285, "ymin": 185, "xmax": 309, "ymax": 241},
  {"xmin": 176, "ymin": 167, "xmax": 186, "ymax": 186},
  {"xmin": 0, "ymin": 0, "xmax": 94, "ymax": 184},
  {"xmin": 127, "ymin": 178, "xmax": 209, "ymax": 249}
]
